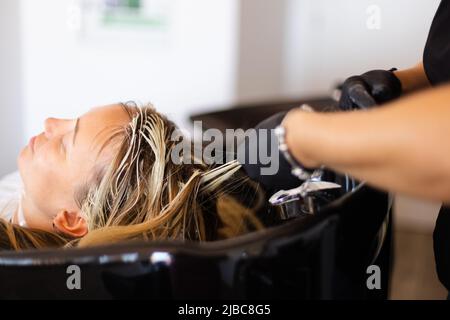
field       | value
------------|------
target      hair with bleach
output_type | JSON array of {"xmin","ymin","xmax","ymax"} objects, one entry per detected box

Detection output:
[{"xmin": 0, "ymin": 102, "xmax": 265, "ymax": 250}]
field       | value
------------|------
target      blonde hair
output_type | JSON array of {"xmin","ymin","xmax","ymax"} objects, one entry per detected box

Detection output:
[
  {"xmin": 0, "ymin": 219, "xmax": 67, "ymax": 251},
  {"xmin": 73, "ymin": 103, "xmax": 264, "ymax": 247},
  {"xmin": 1, "ymin": 103, "xmax": 265, "ymax": 251}
]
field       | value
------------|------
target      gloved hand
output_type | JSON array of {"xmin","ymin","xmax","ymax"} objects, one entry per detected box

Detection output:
[
  {"xmin": 339, "ymin": 69, "xmax": 402, "ymax": 110},
  {"xmin": 237, "ymin": 112, "xmax": 308, "ymax": 195}
]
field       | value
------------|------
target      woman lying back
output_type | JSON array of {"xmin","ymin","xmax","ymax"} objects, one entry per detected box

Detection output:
[{"xmin": 0, "ymin": 103, "xmax": 266, "ymax": 250}]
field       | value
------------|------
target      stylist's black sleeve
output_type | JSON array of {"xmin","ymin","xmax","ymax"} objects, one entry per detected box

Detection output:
[{"xmin": 423, "ymin": 0, "xmax": 450, "ymax": 292}]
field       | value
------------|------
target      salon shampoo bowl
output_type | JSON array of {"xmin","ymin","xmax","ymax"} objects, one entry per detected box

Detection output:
[{"xmin": 0, "ymin": 183, "xmax": 391, "ymax": 300}]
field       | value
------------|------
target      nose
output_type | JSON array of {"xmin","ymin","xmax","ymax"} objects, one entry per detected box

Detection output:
[{"xmin": 44, "ymin": 118, "xmax": 74, "ymax": 138}]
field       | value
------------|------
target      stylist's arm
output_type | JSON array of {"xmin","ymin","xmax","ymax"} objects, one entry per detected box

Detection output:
[{"xmin": 283, "ymin": 84, "xmax": 450, "ymax": 202}]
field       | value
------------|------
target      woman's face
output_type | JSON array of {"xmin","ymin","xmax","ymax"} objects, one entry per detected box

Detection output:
[{"xmin": 17, "ymin": 104, "xmax": 130, "ymax": 235}]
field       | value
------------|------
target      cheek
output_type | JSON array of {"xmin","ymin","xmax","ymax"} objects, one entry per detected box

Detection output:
[
  {"xmin": 20, "ymin": 155, "xmax": 51, "ymax": 195},
  {"xmin": 19, "ymin": 145, "xmax": 61, "ymax": 196},
  {"xmin": 19, "ymin": 147, "xmax": 74, "ymax": 216}
]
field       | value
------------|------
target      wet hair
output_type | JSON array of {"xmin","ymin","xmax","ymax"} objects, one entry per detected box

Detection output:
[
  {"xmin": 0, "ymin": 219, "xmax": 67, "ymax": 251},
  {"xmin": 1, "ymin": 103, "xmax": 265, "ymax": 251}
]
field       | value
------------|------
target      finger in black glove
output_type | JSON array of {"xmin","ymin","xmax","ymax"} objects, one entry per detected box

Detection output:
[
  {"xmin": 237, "ymin": 112, "xmax": 305, "ymax": 195},
  {"xmin": 339, "ymin": 69, "xmax": 402, "ymax": 110}
]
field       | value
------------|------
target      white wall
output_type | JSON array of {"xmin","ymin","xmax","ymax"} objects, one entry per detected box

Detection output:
[
  {"xmin": 283, "ymin": 0, "xmax": 441, "ymax": 97},
  {"xmin": 235, "ymin": 0, "xmax": 440, "ymax": 98},
  {"xmin": 0, "ymin": 0, "xmax": 24, "ymax": 176},
  {"xmin": 19, "ymin": 0, "xmax": 239, "ymax": 142},
  {"xmin": 236, "ymin": 0, "xmax": 287, "ymax": 102},
  {"xmin": 14, "ymin": 0, "xmax": 444, "ymax": 147}
]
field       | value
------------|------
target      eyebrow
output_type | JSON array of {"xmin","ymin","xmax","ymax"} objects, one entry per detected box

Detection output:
[{"xmin": 72, "ymin": 118, "xmax": 80, "ymax": 147}]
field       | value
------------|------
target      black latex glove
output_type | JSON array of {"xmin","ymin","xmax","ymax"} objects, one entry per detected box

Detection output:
[
  {"xmin": 339, "ymin": 69, "xmax": 402, "ymax": 110},
  {"xmin": 237, "ymin": 112, "xmax": 305, "ymax": 195}
]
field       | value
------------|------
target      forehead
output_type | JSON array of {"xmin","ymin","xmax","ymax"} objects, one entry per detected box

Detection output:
[
  {"xmin": 87, "ymin": 104, "xmax": 131, "ymax": 123},
  {"xmin": 78, "ymin": 104, "xmax": 131, "ymax": 152}
]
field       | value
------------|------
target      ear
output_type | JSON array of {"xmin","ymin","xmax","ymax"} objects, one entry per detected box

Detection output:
[{"xmin": 53, "ymin": 210, "xmax": 88, "ymax": 238}]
